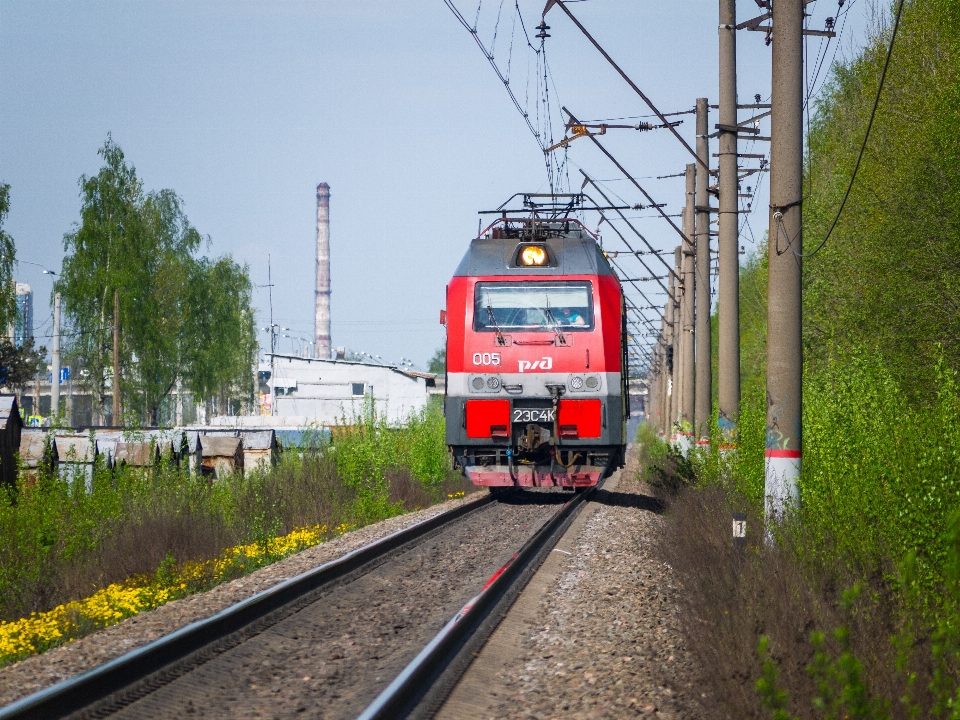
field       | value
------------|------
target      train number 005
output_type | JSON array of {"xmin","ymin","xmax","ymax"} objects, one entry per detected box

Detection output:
[{"xmin": 472, "ymin": 352, "xmax": 501, "ymax": 366}]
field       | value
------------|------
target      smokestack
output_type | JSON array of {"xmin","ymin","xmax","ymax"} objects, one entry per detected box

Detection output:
[{"xmin": 315, "ymin": 183, "xmax": 331, "ymax": 359}]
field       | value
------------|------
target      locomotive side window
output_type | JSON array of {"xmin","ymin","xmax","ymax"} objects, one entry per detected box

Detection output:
[{"xmin": 474, "ymin": 282, "xmax": 594, "ymax": 332}]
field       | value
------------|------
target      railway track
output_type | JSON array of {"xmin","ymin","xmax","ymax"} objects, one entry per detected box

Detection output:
[{"xmin": 0, "ymin": 485, "xmax": 595, "ymax": 720}]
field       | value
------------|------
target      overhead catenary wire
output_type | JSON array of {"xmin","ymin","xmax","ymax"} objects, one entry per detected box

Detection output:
[
  {"xmin": 545, "ymin": 0, "xmax": 709, "ymax": 174},
  {"xmin": 444, "ymin": 0, "xmax": 571, "ymax": 193},
  {"xmin": 580, "ymin": 170, "xmax": 676, "ymax": 277}
]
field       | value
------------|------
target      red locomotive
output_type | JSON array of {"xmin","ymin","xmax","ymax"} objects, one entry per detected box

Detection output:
[{"xmin": 444, "ymin": 194, "xmax": 628, "ymax": 490}]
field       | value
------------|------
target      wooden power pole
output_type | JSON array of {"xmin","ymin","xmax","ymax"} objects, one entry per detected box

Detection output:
[{"xmin": 766, "ymin": 0, "xmax": 804, "ymax": 517}]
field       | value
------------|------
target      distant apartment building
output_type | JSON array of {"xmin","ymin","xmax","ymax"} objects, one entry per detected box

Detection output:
[{"xmin": 14, "ymin": 283, "xmax": 32, "ymax": 346}]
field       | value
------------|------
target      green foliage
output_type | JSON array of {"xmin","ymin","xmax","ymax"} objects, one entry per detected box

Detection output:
[
  {"xmin": 0, "ymin": 411, "xmax": 457, "ymax": 621},
  {"xmin": 0, "ymin": 184, "xmax": 17, "ymax": 332},
  {"xmin": 801, "ymin": 351, "xmax": 960, "ymax": 589},
  {"xmin": 0, "ymin": 339, "xmax": 46, "ymax": 397},
  {"xmin": 182, "ymin": 256, "xmax": 257, "ymax": 411},
  {"xmin": 803, "ymin": 0, "xmax": 960, "ymax": 401},
  {"xmin": 428, "ymin": 346, "xmax": 446, "ymax": 375},
  {"xmin": 671, "ymin": 3, "xmax": 960, "ymax": 714},
  {"xmin": 56, "ymin": 136, "xmax": 255, "ymax": 424},
  {"xmin": 330, "ymin": 399, "xmax": 454, "ymax": 522},
  {"xmin": 757, "ymin": 636, "xmax": 797, "ymax": 720}
]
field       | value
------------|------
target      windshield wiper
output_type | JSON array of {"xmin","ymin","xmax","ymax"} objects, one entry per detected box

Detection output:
[
  {"xmin": 486, "ymin": 305, "xmax": 507, "ymax": 346},
  {"xmin": 543, "ymin": 301, "xmax": 567, "ymax": 346}
]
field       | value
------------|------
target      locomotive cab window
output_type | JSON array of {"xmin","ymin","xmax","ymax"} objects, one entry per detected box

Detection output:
[{"xmin": 474, "ymin": 281, "xmax": 594, "ymax": 332}]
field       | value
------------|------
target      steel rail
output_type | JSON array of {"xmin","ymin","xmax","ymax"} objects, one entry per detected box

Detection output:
[
  {"xmin": 0, "ymin": 494, "xmax": 495, "ymax": 720},
  {"xmin": 357, "ymin": 482, "xmax": 598, "ymax": 720}
]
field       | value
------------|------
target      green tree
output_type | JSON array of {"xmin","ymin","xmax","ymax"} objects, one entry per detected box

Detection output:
[
  {"xmin": 0, "ymin": 338, "xmax": 46, "ymax": 402},
  {"xmin": 428, "ymin": 346, "xmax": 446, "ymax": 375},
  {"xmin": 57, "ymin": 136, "xmax": 143, "ymax": 423},
  {"xmin": 802, "ymin": 0, "xmax": 960, "ymax": 398},
  {"xmin": 183, "ymin": 256, "xmax": 257, "ymax": 415},
  {"xmin": 0, "ymin": 184, "xmax": 18, "ymax": 334},
  {"xmin": 57, "ymin": 136, "xmax": 256, "ymax": 425}
]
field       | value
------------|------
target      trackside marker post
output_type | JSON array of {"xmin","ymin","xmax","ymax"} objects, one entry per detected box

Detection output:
[{"xmin": 732, "ymin": 512, "xmax": 746, "ymax": 554}]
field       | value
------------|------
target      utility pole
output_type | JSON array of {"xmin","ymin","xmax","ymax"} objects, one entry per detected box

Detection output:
[
  {"xmin": 766, "ymin": 0, "xmax": 804, "ymax": 518},
  {"xmin": 671, "ymin": 246, "xmax": 682, "ymax": 440},
  {"xmin": 51, "ymin": 293, "xmax": 61, "ymax": 420},
  {"xmin": 718, "ymin": 0, "xmax": 741, "ymax": 444},
  {"xmin": 694, "ymin": 98, "xmax": 713, "ymax": 448},
  {"xmin": 663, "ymin": 285, "xmax": 675, "ymax": 438},
  {"xmin": 681, "ymin": 163, "xmax": 696, "ymax": 452},
  {"xmin": 652, "ymin": 350, "xmax": 662, "ymax": 431},
  {"xmin": 268, "ymin": 254, "xmax": 277, "ymax": 417},
  {"xmin": 660, "ymin": 318, "xmax": 669, "ymax": 436},
  {"xmin": 112, "ymin": 289, "xmax": 120, "ymax": 426}
]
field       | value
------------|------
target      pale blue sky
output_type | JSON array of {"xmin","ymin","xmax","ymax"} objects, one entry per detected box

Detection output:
[{"xmin": 1, "ymin": 0, "xmax": 871, "ymax": 368}]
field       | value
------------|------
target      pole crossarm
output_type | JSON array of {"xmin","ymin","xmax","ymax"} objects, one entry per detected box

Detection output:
[
  {"xmin": 568, "ymin": 112, "xmax": 693, "ymax": 249},
  {"xmin": 581, "ymin": 171, "xmax": 678, "ymax": 278},
  {"xmin": 606, "ymin": 231, "xmax": 673, "ymax": 302},
  {"xmin": 615, "ymin": 262, "xmax": 668, "ymax": 318}
]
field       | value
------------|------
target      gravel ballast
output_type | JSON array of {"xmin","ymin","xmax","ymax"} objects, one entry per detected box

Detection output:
[{"xmin": 440, "ymin": 458, "xmax": 706, "ymax": 719}]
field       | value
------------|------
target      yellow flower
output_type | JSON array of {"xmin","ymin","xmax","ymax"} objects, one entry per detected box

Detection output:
[{"xmin": 0, "ymin": 524, "xmax": 337, "ymax": 667}]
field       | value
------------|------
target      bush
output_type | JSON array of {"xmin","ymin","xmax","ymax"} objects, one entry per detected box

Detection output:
[{"xmin": 644, "ymin": 352, "xmax": 960, "ymax": 718}]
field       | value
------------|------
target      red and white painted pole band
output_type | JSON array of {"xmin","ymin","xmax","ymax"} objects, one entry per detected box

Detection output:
[{"xmin": 764, "ymin": 449, "xmax": 801, "ymax": 517}]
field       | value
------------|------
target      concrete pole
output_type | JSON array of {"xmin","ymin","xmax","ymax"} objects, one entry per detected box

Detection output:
[
  {"xmin": 664, "ymin": 288, "xmax": 675, "ymax": 439},
  {"xmin": 643, "ymin": 348, "xmax": 657, "ymax": 430},
  {"xmin": 681, "ymin": 164, "xmax": 696, "ymax": 450},
  {"xmin": 314, "ymin": 183, "xmax": 332, "ymax": 359},
  {"xmin": 51, "ymin": 293, "xmax": 61, "ymax": 419},
  {"xmin": 268, "ymin": 256, "xmax": 276, "ymax": 418},
  {"xmin": 670, "ymin": 246, "xmax": 682, "ymax": 439},
  {"xmin": 718, "ymin": 0, "xmax": 741, "ymax": 444},
  {"xmin": 660, "ymin": 333, "xmax": 669, "ymax": 435},
  {"xmin": 694, "ymin": 98, "xmax": 713, "ymax": 449},
  {"xmin": 765, "ymin": 0, "xmax": 804, "ymax": 519},
  {"xmin": 112, "ymin": 289, "xmax": 121, "ymax": 426},
  {"xmin": 651, "ymin": 344, "xmax": 660, "ymax": 433},
  {"xmin": 659, "ymin": 337, "xmax": 668, "ymax": 435}
]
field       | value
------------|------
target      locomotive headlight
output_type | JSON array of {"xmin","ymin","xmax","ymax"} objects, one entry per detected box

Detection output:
[
  {"xmin": 519, "ymin": 245, "xmax": 548, "ymax": 266},
  {"xmin": 570, "ymin": 375, "xmax": 584, "ymax": 390},
  {"xmin": 486, "ymin": 376, "xmax": 501, "ymax": 390},
  {"xmin": 472, "ymin": 377, "xmax": 485, "ymax": 391}
]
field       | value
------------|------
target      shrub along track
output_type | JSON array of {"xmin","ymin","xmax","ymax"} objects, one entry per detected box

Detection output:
[{"xmin": 5, "ymin": 491, "xmax": 573, "ymax": 720}]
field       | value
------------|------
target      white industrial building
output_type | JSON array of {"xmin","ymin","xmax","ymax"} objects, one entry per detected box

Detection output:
[{"xmin": 241, "ymin": 354, "xmax": 435, "ymax": 427}]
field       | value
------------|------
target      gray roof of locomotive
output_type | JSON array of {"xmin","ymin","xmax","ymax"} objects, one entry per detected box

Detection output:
[{"xmin": 453, "ymin": 232, "xmax": 615, "ymax": 278}]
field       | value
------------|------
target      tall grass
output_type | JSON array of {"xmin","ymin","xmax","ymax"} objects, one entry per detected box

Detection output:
[{"xmin": 0, "ymin": 401, "xmax": 470, "ymax": 623}]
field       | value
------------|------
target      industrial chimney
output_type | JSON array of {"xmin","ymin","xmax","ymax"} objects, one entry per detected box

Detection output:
[{"xmin": 314, "ymin": 183, "xmax": 331, "ymax": 359}]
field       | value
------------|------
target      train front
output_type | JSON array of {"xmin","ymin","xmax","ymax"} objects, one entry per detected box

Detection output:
[{"xmin": 444, "ymin": 220, "xmax": 627, "ymax": 489}]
